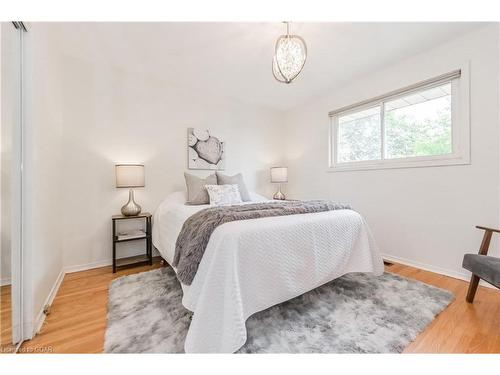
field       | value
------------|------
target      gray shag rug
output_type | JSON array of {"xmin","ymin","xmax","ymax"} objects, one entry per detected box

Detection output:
[{"xmin": 104, "ymin": 267, "xmax": 453, "ymax": 353}]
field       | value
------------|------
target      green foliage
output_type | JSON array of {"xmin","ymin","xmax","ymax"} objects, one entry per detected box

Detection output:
[
  {"xmin": 385, "ymin": 100, "xmax": 451, "ymax": 159},
  {"xmin": 338, "ymin": 98, "xmax": 451, "ymax": 162},
  {"xmin": 338, "ymin": 113, "xmax": 381, "ymax": 162}
]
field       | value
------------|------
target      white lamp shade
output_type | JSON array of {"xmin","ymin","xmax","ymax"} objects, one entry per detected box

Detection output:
[
  {"xmin": 270, "ymin": 167, "xmax": 288, "ymax": 183},
  {"xmin": 115, "ymin": 164, "xmax": 145, "ymax": 188}
]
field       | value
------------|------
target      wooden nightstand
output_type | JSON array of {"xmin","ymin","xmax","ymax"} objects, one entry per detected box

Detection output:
[{"xmin": 112, "ymin": 212, "xmax": 152, "ymax": 273}]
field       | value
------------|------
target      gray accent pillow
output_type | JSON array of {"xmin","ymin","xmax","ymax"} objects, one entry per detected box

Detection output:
[
  {"xmin": 216, "ymin": 172, "xmax": 251, "ymax": 201},
  {"xmin": 184, "ymin": 172, "xmax": 217, "ymax": 205}
]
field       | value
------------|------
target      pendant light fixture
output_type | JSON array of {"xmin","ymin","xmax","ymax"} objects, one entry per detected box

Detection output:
[{"xmin": 272, "ymin": 22, "xmax": 307, "ymax": 84}]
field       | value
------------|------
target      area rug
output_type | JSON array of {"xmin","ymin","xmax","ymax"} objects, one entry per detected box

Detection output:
[{"xmin": 104, "ymin": 267, "xmax": 453, "ymax": 353}]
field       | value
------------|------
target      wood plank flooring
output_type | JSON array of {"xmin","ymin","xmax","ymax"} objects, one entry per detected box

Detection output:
[
  {"xmin": 1, "ymin": 285, "xmax": 15, "ymax": 353},
  {"xmin": 389, "ymin": 262, "xmax": 500, "ymax": 353},
  {"xmin": 3, "ymin": 260, "xmax": 500, "ymax": 353}
]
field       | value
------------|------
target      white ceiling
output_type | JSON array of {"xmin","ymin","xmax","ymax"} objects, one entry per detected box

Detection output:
[{"xmin": 47, "ymin": 22, "xmax": 486, "ymax": 111}]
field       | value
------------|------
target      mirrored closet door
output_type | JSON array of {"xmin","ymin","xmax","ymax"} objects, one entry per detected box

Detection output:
[{"xmin": 1, "ymin": 21, "xmax": 26, "ymax": 352}]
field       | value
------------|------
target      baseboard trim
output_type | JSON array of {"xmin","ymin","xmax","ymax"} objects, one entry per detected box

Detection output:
[
  {"xmin": 64, "ymin": 259, "xmax": 112, "ymax": 274},
  {"xmin": 64, "ymin": 253, "xmax": 160, "ymax": 274},
  {"xmin": 34, "ymin": 269, "xmax": 65, "ymax": 335},
  {"xmin": 1, "ymin": 277, "xmax": 11, "ymax": 286},
  {"xmin": 382, "ymin": 253, "xmax": 496, "ymax": 290}
]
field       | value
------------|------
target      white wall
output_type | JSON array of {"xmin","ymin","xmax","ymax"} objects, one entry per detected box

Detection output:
[
  {"xmin": 23, "ymin": 24, "xmax": 65, "ymax": 334},
  {"xmin": 283, "ymin": 24, "xmax": 500, "ymax": 280},
  {"xmin": 57, "ymin": 53, "xmax": 285, "ymax": 270}
]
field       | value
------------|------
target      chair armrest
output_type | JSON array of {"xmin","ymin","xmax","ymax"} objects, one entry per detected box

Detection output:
[
  {"xmin": 476, "ymin": 225, "xmax": 500, "ymax": 234},
  {"xmin": 476, "ymin": 226, "xmax": 499, "ymax": 255}
]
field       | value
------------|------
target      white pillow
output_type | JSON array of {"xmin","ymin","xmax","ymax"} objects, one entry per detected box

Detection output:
[{"xmin": 205, "ymin": 184, "xmax": 242, "ymax": 206}]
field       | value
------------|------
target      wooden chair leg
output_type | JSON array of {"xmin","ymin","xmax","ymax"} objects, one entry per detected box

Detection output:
[{"xmin": 466, "ymin": 274, "xmax": 480, "ymax": 303}]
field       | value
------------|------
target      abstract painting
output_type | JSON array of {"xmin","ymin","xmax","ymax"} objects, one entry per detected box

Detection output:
[{"xmin": 187, "ymin": 128, "xmax": 225, "ymax": 170}]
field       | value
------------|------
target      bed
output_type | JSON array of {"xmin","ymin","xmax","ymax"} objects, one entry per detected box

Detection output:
[{"xmin": 152, "ymin": 191, "xmax": 384, "ymax": 353}]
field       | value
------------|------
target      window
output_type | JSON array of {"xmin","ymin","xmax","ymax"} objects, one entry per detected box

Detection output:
[
  {"xmin": 338, "ymin": 106, "xmax": 381, "ymax": 162},
  {"xmin": 329, "ymin": 69, "xmax": 470, "ymax": 171}
]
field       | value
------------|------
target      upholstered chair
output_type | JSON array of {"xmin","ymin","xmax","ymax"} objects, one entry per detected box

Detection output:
[{"xmin": 462, "ymin": 226, "xmax": 500, "ymax": 303}]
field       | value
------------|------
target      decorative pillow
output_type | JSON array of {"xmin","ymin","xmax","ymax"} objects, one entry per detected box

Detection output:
[
  {"xmin": 205, "ymin": 184, "xmax": 242, "ymax": 206},
  {"xmin": 184, "ymin": 172, "xmax": 217, "ymax": 205},
  {"xmin": 216, "ymin": 172, "xmax": 251, "ymax": 202}
]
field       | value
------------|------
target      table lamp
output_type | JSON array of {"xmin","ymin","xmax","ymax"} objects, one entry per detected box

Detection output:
[
  {"xmin": 270, "ymin": 167, "xmax": 287, "ymax": 200},
  {"xmin": 115, "ymin": 164, "xmax": 145, "ymax": 216}
]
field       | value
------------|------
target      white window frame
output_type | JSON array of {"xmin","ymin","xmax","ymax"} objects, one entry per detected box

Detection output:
[{"xmin": 328, "ymin": 65, "xmax": 470, "ymax": 172}]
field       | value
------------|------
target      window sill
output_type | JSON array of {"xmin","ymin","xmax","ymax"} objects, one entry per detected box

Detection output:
[{"xmin": 327, "ymin": 154, "xmax": 470, "ymax": 172}]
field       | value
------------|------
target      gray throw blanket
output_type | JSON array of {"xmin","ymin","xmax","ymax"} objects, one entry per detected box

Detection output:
[{"xmin": 173, "ymin": 200, "xmax": 351, "ymax": 285}]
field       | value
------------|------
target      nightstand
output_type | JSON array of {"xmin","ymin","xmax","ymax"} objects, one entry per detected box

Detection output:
[{"xmin": 112, "ymin": 212, "xmax": 152, "ymax": 273}]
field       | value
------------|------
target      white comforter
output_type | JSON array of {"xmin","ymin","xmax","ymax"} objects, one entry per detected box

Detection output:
[{"xmin": 152, "ymin": 191, "xmax": 384, "ymax": 353}]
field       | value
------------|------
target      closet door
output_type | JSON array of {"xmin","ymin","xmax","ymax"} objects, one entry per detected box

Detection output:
[{"xmin": 1, "ymin": 21, "xmax": 26, "ymax": 347}]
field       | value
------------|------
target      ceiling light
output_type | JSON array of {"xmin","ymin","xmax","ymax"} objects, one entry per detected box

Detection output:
[{"xmin": 272, "ymin": 22, "xmax": 307, "ymax": 84}]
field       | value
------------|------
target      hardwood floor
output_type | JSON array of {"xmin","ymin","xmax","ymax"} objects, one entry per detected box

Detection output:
[
  {"xmin": 17, "ymin": 261, "xmax": 163, "ymax": 353},
  {"xmin": 7, "ymin": 260, "xmax": 500, "ymax": 353},
  {"xmin": 1, "ymin": 285, "xmax": 15, "ymax": 353},
  {"xmin": 390, "ymin": 262, "xmax": 500, "ymax": 353}
]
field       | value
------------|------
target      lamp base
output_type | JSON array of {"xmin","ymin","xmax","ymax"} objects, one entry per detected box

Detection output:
[
  {"xmin": 121, "ymin": 189, "xmax": 142, "ymax": 216},
  {"xmin": 273, "ymin": 184, "xmax": 286, "ymax": 200}
]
